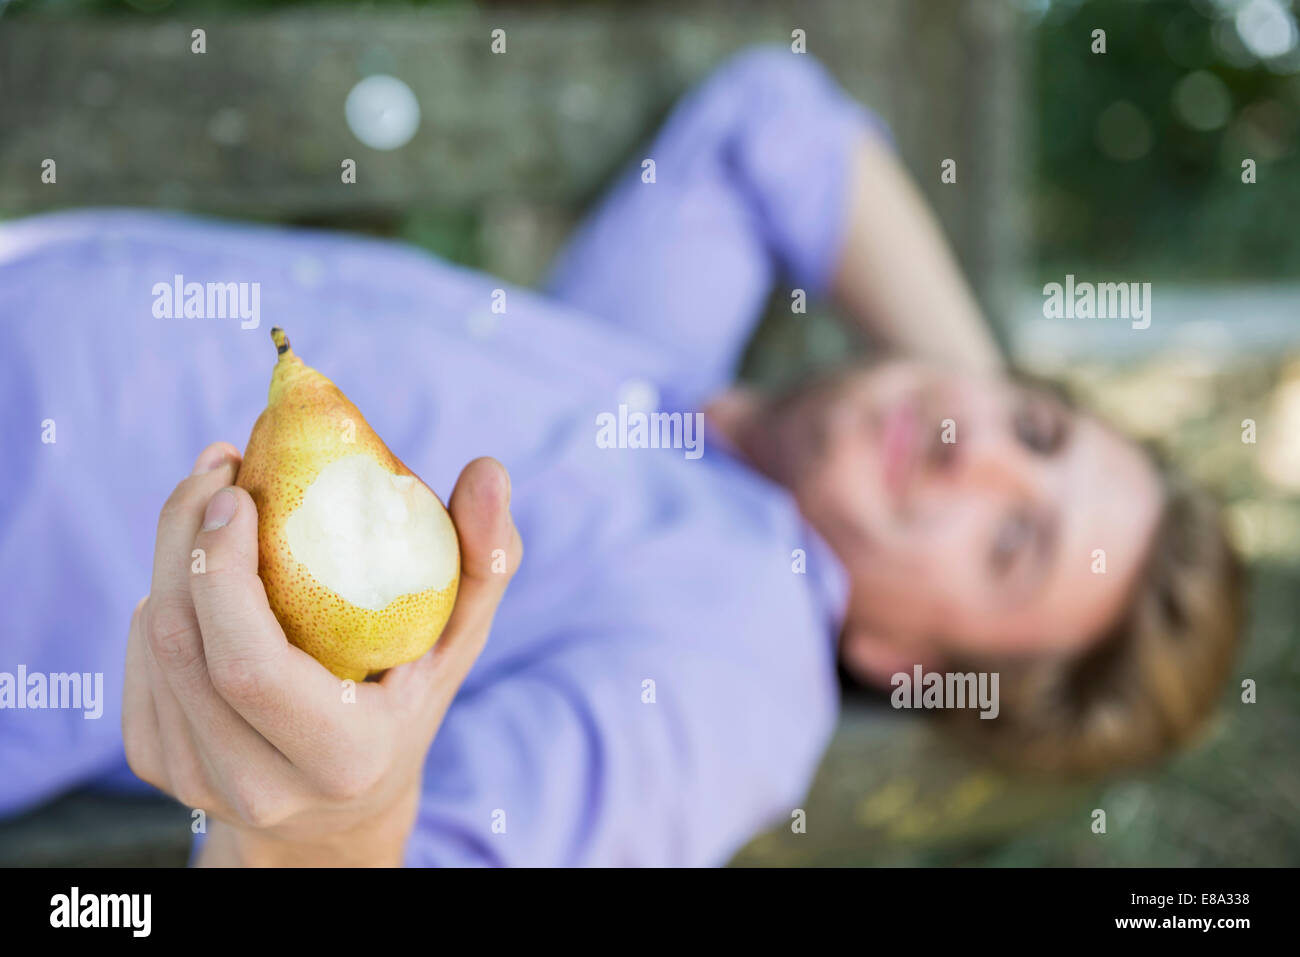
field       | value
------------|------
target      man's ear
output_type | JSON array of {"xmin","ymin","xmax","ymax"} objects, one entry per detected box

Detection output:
[{"xmin": 839, "ymin": 624, "xmax": 948, "ymax": 689}]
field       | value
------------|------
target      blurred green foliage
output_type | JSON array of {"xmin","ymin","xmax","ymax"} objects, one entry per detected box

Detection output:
[
  {"xmin": 2, "ymin": 0, "xmax": 473, "ymax": 13},
  {"xmin": 1033, "ymin": 0, "xmax": 1300, "ymax": 281}
]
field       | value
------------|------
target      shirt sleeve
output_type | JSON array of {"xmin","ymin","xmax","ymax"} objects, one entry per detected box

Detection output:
[
  {"xmin": 404, "ymin": 543, "xmax": 840, "ymax": 867},
  {"xmin": 543, "ymin": 46, "xmax": 891, "ymax": 402}
]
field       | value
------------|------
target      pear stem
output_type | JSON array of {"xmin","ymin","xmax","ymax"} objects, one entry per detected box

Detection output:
[{"xmin": 271, "ymin": 326, "xmax": 294, "ymax": 360}]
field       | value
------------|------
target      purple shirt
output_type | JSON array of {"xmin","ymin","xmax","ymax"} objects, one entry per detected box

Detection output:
[{"xmin": 0, "ymin": 48, "xmax": 877, "ymax": 864}]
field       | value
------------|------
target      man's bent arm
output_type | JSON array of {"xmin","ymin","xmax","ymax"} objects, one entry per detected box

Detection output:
[{"xmin": 831, "ymin": 134, "xmax": 1003, "ymax": 373}]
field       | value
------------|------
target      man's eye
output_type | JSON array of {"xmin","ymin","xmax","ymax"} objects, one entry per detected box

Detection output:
[
  {"xmin": 991, "ymin": 512, "xmax": 1032, "ymax": 577},
  {"xmin": 1014, "ymin": 401, "xmax": 1066, "ymax": 455}
]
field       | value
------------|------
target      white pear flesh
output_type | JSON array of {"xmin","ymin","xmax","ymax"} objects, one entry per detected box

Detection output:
[{"xmin": 285, "ymin": 453, "xmax": 458, "ymax": 611}]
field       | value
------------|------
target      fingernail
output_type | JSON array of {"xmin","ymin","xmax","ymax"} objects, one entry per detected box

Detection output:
[
  {"xmin": 192, "ymin": 445, "xmax": 231, "ymax": 475},
  {"xmin": 202, "ymin": 488, "xmax": 237, "ymax": 530}
]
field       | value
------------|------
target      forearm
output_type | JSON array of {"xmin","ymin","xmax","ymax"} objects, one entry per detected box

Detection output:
[{"xmin": 832, "ymin": 134, "xmax": 1003, "ymax": 373}]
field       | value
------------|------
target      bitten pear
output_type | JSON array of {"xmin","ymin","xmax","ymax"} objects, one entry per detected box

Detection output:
[{"xmin": 235, "ymin": 327, "xmax": 459, "ymax": 680}]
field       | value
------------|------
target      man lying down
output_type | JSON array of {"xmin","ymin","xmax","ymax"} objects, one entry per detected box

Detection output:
[{"xmin": 0, "ymin": 48, "xmax": 1244, "ymax": 866}]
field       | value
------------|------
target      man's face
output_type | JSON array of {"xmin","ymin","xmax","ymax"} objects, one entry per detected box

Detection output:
[{"xmin": 760, "ymin": 359, "xmax": 1165, "ymax": 665}]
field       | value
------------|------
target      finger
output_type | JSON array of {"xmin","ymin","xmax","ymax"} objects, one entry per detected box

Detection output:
[
  {"xmin": 122, "ymin": 597, "xmax": 166, "ymax": 793},
  {"xmin": 152, "ymin": 632, "xmax": 307, "ymax": 828},
  {"xmin": 142, "ymin": 628, "xmax": 221, "ymax": 813},
  {"xmin": 394, "ymin": 457, "xmax": 521, "ymax": 701},
  {"xmin": 127, "ymin": 592, "xmax": 228, "ymax": 815},
  {"xmin": 143, "ymin": 443, "xmax": 241, "ymax": 691},
  {"xmin": 189, "ymin": 484, "xmax": 368, "ymax": 786}
]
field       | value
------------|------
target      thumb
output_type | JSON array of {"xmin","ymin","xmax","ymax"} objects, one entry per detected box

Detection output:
[
  {"xmin": 189, "ymin": 485, "xmax": 290, "ymax": 671},
  {"xmin": 193, "ymin": 485, "xmax": 260, "ymax": 576}
]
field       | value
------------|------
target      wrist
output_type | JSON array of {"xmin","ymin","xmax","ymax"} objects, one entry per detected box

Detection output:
[
  {"xmin": 198, "ymin": 825, "xmax": 404, "ymax": 867},
  {"xmin": 196, "ymin": 792, "xmax": 418, "ymax": 867}
]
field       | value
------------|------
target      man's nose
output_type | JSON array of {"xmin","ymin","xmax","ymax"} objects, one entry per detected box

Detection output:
[{"xmin": 950, "ymin": 427, "xmax": 1043, "ymax": 497}]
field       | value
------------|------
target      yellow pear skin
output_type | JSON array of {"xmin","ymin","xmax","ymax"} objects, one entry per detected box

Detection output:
[{"xmin": 235, "ymin": 328, "xmax": 460, "ymax": 681}]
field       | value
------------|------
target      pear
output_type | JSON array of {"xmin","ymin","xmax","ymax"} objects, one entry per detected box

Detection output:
[{"xmin": 235, "ymin": 327, "xmax": 460, "ymax": 680}]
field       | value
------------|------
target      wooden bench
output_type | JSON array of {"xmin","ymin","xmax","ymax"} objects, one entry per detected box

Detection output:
[{"xmin": 0, "ymin": 0, "xmax": 1024, "ymax": 329}]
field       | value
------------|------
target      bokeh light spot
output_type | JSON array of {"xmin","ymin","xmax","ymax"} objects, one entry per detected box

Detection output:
[
  {"xmin": 1173, "ymin": 70, "xmax": 1233, "ymax": 130},
  {"xmin": 345, "ymin": 74, "xmax": 421, "ymax": 151},
  {"xmin": 1095, "ymin": 100, "xmax": 1153, "ymax": 160}
]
